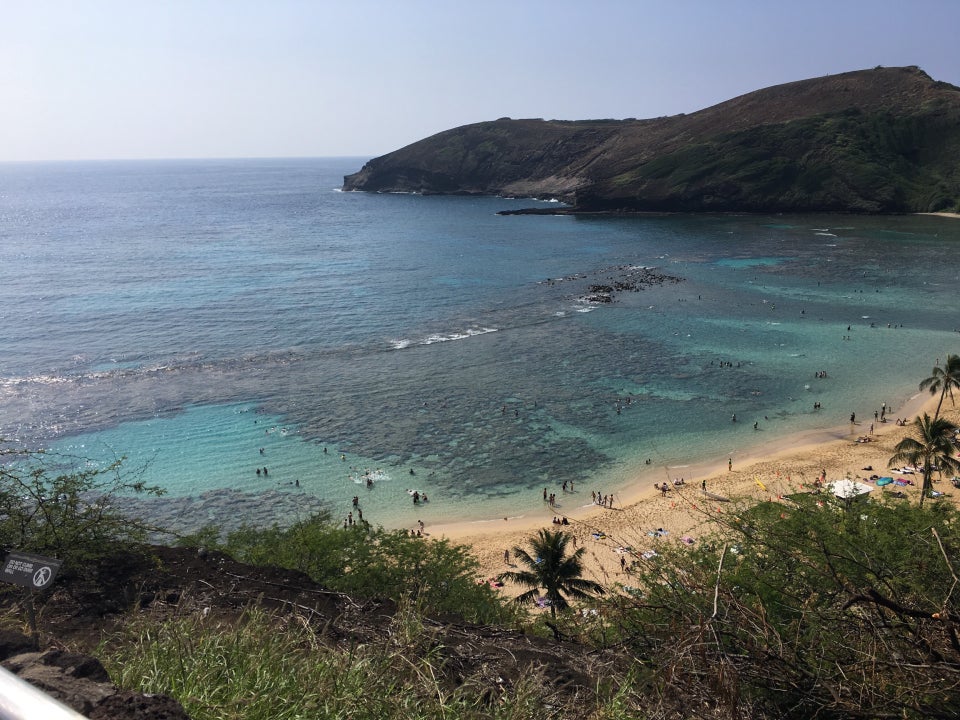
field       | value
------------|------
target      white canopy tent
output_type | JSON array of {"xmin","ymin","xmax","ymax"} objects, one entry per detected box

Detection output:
[{"xmin": 828, "ymin": 479, "xmax": 874, "ymax": 499}]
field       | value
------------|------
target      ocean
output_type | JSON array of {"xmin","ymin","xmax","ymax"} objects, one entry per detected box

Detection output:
[{"xmin": 1, "ymin": 157, "xmax": 958, "ymax": 535}]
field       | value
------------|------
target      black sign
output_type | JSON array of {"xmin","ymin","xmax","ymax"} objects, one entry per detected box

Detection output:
[{"xmin": 2, "ymin": 552, "xmax": 62, "ymax": 590}]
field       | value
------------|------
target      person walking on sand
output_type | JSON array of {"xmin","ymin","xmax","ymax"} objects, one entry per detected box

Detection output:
[
  {"xmin": 728, "ymin": 457, "xmax": 732, "ymax": 472},
  {"xmin": 504, "ymin": 549, "xmax": 510, "ymax": 565}
]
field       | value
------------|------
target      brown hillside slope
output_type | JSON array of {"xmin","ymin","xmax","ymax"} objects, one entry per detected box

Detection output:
[{"xmin": 343, "ymin": 66, "xmax": 960, "ymax": 214}]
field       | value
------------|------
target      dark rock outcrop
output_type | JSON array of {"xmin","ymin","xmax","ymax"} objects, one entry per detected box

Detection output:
[
  {"xmin": 0, "ymin": 630, "xmax": 191, "ymax": 719},
  {"xmin": 343, "ymin": 66, "xmax": 960, "ymax": 214}
]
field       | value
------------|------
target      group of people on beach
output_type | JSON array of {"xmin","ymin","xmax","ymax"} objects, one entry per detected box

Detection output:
[
  {"xmin": 654, "ymin": 478, "xmax": 686, "ymax": 496},
  {"xmin": 592, "ymin": 491, "xmax": 614, "ymax": 508},
  {"xmin": 543, "ymin": 482, "xmax": 575, "ymax": 503}
]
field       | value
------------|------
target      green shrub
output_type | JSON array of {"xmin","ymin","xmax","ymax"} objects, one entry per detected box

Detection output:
[
  {"xmin": 606, "ymin": 495, "xmax": 960, "ymax": 718},
  {"xmin": 183, "ymin": 514, "xmax": 515, "ymax": 625},
  {"xmin": 0, "ymin": 447, "xmax": 163, "ymax": 569}
]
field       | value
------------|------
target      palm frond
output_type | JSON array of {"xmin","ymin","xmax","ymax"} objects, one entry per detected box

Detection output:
[
  {"xmin": 498, "ymin": 527, "xmax": 604, "ymax": 616},
  {"xmin": 513, "ymin": 588, "xmax": 541, "ymax": 606}
]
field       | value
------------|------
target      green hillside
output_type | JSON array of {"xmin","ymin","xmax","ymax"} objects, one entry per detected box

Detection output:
[{"xmin": 343, "ymin": 66, "xmax": 960, "ymax": 214}]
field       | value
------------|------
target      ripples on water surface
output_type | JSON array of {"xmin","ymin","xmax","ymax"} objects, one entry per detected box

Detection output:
[{"xmin": 1, "ymin": 158, "xmax": 958, "ymax": 531}]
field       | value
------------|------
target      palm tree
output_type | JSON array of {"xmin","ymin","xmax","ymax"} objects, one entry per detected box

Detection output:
[
  {"xmin": 919, "ymin": 354, "xmax": 960, "ymax": 420},
  {"xmin": 889, "ymin": 413, "xmax": 960, "ymax": 506},
  {"xmin": 498, "ymin": 528, "xmax": 604, "ymax": 616}
]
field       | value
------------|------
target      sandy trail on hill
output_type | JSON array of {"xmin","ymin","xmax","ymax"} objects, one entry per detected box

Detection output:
[{"xmin": 430, "ymin": 391, "xmax": 959, "ymax": 593}]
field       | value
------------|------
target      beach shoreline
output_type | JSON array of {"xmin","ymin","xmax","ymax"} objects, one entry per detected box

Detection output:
[
  {"xmin": 917, "ymin": 212, "xmax": 960, "ymax": 219},
  {"xmin": 432, "ymin": 387, "xmax": 956, "ymax": 587}
]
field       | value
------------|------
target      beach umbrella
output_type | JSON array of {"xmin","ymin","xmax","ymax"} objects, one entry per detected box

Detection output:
[{"xmin": 828, "ymin": 479, "xmax": 873, "ymax": 498}]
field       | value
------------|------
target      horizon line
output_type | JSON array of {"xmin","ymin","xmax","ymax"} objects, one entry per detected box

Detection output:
[{"xmin": 0, "ymin": 154, "xmax": 375, "ymax": 165}]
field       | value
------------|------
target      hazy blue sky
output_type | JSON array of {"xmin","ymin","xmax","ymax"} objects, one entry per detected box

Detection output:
[{"xmin": 3, "ymin": 0, "xmax": 958, "ymax": 161}]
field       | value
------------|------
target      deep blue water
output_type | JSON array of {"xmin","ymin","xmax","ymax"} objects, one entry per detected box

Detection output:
[{"xmin": 1, "ymin": 158, "xmax": 958, "ymax": 532}]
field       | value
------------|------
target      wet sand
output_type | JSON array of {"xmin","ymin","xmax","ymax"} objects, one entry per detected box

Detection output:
[{"xmin": 431, "ymin": 390, "xmax": 958, "ymax": 591}]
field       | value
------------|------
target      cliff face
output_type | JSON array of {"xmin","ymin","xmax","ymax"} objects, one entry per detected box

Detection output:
[{"xmin": 342, "ymin": 66, "xmax": 960, "ymax": 213}]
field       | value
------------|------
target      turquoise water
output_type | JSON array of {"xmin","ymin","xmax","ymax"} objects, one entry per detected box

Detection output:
[{"xmin": 1, "ymin": 158, "xmax": 958, "ymax": 533}]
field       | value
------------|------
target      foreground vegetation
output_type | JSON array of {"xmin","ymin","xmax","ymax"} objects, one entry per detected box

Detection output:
[
  {"xmin": 178, "ymin": 513, "xmax": 515, "ymax": 626},
  {"xmin": 101, "ymin": 604, "xmax": 638, "ymax": 720},
  {"xmin": 609, "ymin": 495, "xmax": 960, "ymax": 718},
  {"xmin": 0, "ymin": 446, "xmax": 163, "ymax": 569},
  {"xmin": 87, "ymin": 495, "xmax": 960, "ymax": 720}
]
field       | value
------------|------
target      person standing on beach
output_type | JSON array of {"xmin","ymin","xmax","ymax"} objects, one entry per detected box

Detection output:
[{"xmin": 728, "ymin": 458, "xmax": 732, "ymax": 472}]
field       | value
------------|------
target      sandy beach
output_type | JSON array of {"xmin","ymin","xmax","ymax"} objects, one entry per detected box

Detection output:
[{"xmin": 432, "ymin": 389, "xmax": 959, "ymax": 591}]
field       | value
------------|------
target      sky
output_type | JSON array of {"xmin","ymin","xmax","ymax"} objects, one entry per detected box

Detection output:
[{"xmin": 2, "ymin": 0, "xmax": 959, "ymax": 162}]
